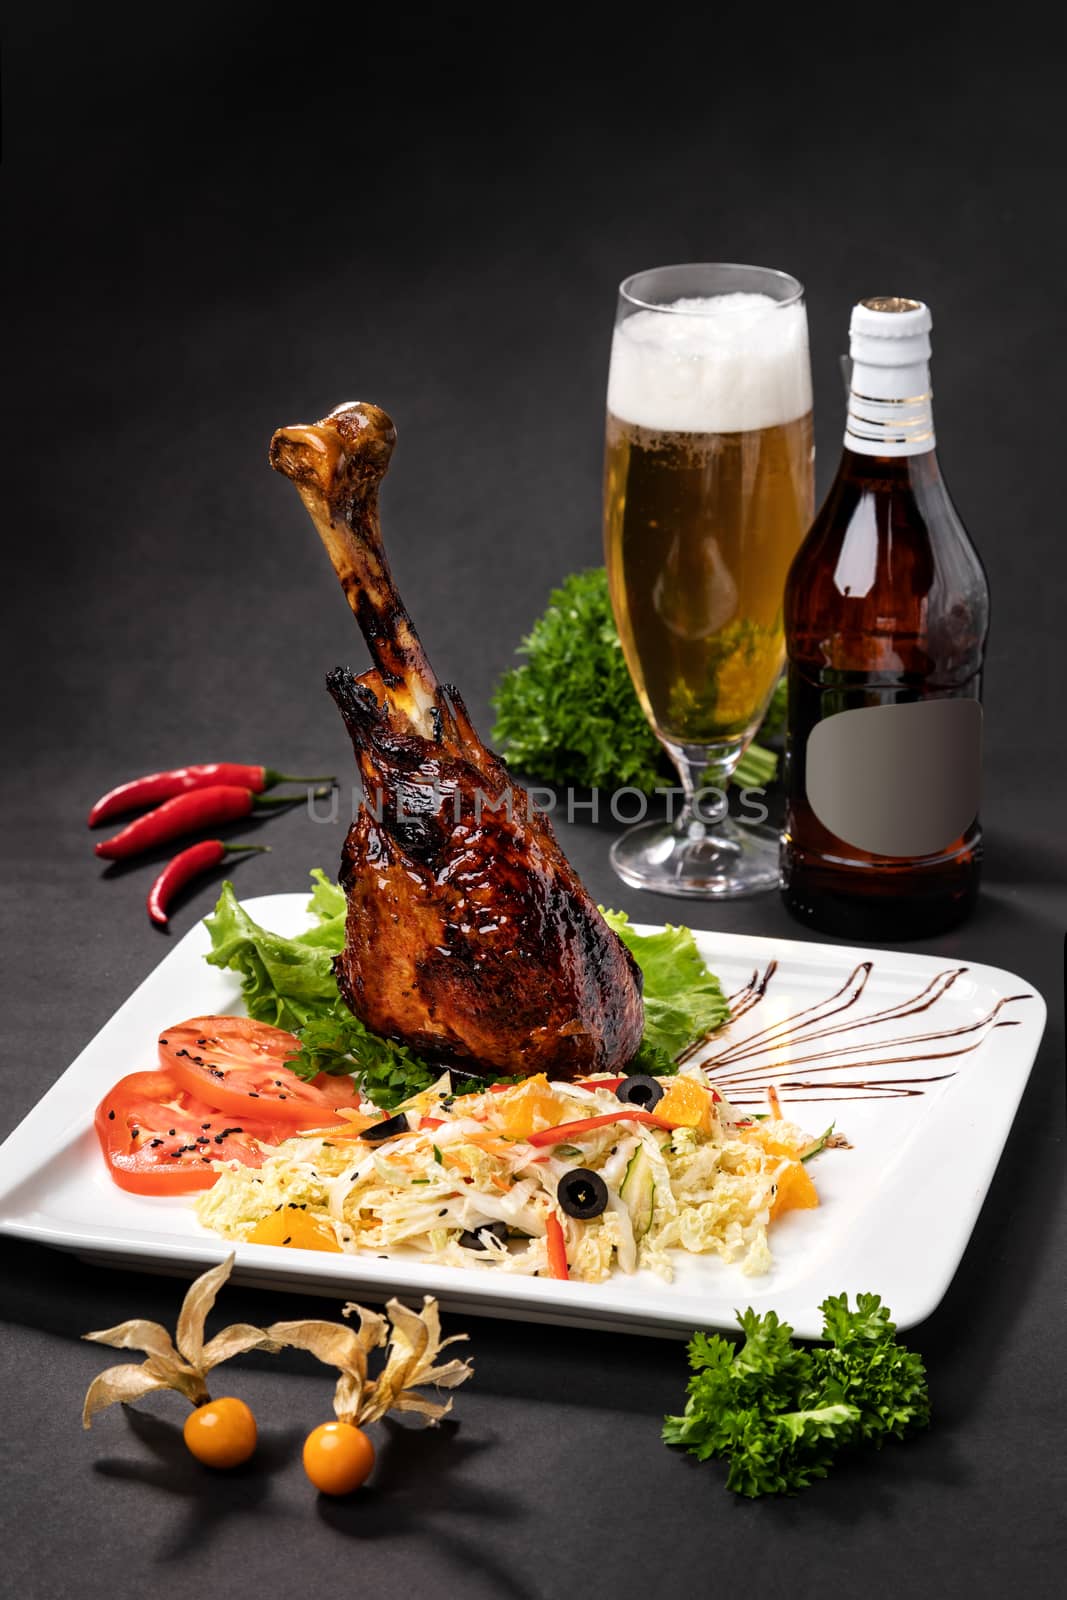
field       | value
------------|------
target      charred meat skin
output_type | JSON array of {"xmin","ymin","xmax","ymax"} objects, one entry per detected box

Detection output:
[{"xmin": 269, "ymin": 401, "xmax": 644, "ymax": 1079}]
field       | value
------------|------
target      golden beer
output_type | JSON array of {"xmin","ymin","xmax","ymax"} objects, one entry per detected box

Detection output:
[
  {"xmin": 604, "ymin": 288, "xmax": 813, "ymax": 752},
  {"xmin": 603, "ymin": 265, "xmax": 813, "ymax": 899},
  {"xmin": 605, "ymin": 411, "xmax": 813, "ymax": 747}
]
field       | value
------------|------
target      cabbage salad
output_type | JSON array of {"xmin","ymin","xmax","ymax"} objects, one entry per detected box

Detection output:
[{"xmin": 196, "ymin": 1066, "xmax": 826, "ymax": 1283}]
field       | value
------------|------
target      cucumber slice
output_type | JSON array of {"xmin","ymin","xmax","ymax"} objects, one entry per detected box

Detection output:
[
  {"xmin": 620, "ymin": 1144, "xmax": 656, "ymax": 1239},
  {"xmin": 800, "ymin": 1123, "xmax": 835, "ymax": 1162}
]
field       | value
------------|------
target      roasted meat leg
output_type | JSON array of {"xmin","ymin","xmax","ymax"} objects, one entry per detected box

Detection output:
[{"xmin": 269, "ymin": 401, "xmax": 644, "ymax": 1079}]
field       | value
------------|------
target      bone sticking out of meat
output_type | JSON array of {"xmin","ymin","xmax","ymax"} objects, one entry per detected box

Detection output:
[{"xmin": 269, "ymin": 401, "xmax": 645, "ymax": 1079}]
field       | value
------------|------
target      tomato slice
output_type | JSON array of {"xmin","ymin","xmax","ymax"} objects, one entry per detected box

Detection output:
[
  {"xmin": 95, "ymin": 1069, "xmax": 289, "ymax": 1195},
  {"xmin": 158, "ymin": 1016, "xmax": 346, "ymax": 1128},
  {"xmin": 309, "ymin": 1071, "xmax": 365, "ymax": 1110}
]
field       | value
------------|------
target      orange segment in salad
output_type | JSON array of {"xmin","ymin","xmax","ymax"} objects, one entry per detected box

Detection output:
[
  {"xmin": 769, "ymin": 1161, "xmax": 819, "ymax": 1220},
  {"xmin": 490, "ymin": 1074, "xmax": 565, "ymax": 1139},
  {"xmin": 248, "ymin": 1205, "xmax": 343, "ymax": 1252},
  {"xmin": 656, "ymin": 1077, "xmax": 715, "ymax": 1133},
  {"xmin": 742, "ymin": 1124, "xmax": 805, "ymax": 1160}
]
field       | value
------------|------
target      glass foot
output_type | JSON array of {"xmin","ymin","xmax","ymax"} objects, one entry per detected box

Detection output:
[{"xmin": 609, "ymin": 813, "xmax": 781, "ymax": 898}]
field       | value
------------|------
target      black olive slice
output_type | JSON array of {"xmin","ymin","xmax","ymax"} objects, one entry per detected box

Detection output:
[
  {"xmin": 447, "ymin": 1065, "xmax": 492, "ymax": 1092},
  {"xmin": 458, "ymin": 1220, "xmax": 510, "ymax": 1251},
  {"xmin": 615, "ymin": 1073, "xmax": 664, "ymax": 1111},
  {"xmin": 557, "ymin": 1167, "xmax": 609, "ymax": 1220},
  {"xmin": 357, "ymin": 1112, "xmax": 411, "ymax": 1143}
]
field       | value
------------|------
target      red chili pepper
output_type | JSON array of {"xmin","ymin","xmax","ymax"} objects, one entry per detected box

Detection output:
[
  {"xmin": 147, "ymin": 839, "xmax": 271, "ymax": 928},
  {"xmin": 527, "ymin": 1109, "xmax": 677, "ymax": 1148},
  {"xmin": 88, "ymin": 763, "xmax": 334, "ymax": 827},
  {"xmin": 545, "ymin": 1212, "xmax": 569, "ymax": 1280},
  {"xmin": 94, "ymin": 784, "xmax": 333, "ymax": 860}
]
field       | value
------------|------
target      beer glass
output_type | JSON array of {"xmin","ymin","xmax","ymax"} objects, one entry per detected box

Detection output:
[{"xmin": 604, "ymin": 263, "xmax": 814, "ymax": 896}]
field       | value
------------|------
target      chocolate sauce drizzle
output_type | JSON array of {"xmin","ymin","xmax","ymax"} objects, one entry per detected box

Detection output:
[{"xmin": 683, "ymin": 961, "xmax": 1031, "ymax": 1106}]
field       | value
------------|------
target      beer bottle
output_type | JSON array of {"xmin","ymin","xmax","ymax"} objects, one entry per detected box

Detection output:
[{"xmin": 781, "ymin": 297, "xmax": 989, "ymax": 939}]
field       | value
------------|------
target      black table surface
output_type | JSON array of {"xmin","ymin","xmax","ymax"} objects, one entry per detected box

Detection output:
[{"xmin": 3, "ymin": 10, "xmax": 1064, "ymax": 1599}]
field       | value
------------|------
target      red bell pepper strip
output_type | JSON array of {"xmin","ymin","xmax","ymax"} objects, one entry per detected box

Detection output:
[
  {"xmin": 94, "ymin": 784, "xmax": 333, "ymax": 860},
  {"xmin": 545, "ymin": 1212, "xmax": 569, "ymax": 1280},
  {"xmin": 527, "ymin": 1110, "xmax": 676, "ymax": 1147},
  {"xmin": 147, "ymin": 840, "xmax": 270, "ymax": 928},
  {"xmin": 88, "ymin": 763, "xmax": 335, "ymax": 827},
  {"xmin": 418, "ymin": 1116, "xmax": 445, "ymax": 1131}
]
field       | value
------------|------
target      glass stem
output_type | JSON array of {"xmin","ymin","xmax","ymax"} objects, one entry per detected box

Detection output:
[{"xmin": 662, "ymin": 740, "xmax": 742, "ymax": 832}]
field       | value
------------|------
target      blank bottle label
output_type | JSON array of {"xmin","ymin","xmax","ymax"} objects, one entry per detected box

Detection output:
[{"xmin": 806, "ymin": 699, "xmax": 982, "ymax": 859}]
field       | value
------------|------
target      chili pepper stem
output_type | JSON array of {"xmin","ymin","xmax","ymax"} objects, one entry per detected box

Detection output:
[
  {"xmin": 252, "ymin": 784, "xmax": 335, "ymax": 809},
  {"xmin": 221, "ymin": 844, "xmax": 272, "ymax": 854},
  {"xmin": 263, "ymin": 770, "xmax": 335, "ymax": 786}
]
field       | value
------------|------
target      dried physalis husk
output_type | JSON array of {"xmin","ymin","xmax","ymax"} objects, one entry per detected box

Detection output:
[
  {"xmin": 82, "ymin": 1254, "xmax": 278, "ymax": 1428},
  {"xmin": 265, "ymin": 1295, "xmax": 472, "ymax": 1428}
]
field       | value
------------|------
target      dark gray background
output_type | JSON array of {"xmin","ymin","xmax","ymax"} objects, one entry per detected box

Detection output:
[{"xmin": 3, "ymin": 8, "xmax": 1065, "ymax": 1598}]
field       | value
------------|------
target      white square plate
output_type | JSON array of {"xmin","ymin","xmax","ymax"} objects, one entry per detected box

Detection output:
[{"xmin": 0, "ymin": 895, "xmax": 1046, "ymax": 1339}]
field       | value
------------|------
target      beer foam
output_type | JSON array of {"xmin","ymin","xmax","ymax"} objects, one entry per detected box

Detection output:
[{"xmin": 607, "ymin": 293, "xmax": 812, "ymax": 433}]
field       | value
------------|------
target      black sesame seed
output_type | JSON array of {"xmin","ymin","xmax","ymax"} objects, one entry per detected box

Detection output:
[
  {"xmin": 282, "ymin": 1236, "xmax": 292, "ymax": 1245},
  {"xmin": 107, "ymin": 1109, "xmax": 115, "ymax": 1120}
]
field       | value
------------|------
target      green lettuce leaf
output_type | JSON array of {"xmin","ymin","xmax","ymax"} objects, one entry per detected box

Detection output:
[
  {"xmin": 204, "ymin": 880, "xmax": 343, "ymax": 1031},
  {"xmin": 602, "ymin": 909, "xmax": 731, "ymax": 1064}
]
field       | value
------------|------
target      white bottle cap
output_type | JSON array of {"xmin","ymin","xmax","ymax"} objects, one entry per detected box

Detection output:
[{"xmin": 849, "ymin": 297, "xmax": 932, "ymax": 366}]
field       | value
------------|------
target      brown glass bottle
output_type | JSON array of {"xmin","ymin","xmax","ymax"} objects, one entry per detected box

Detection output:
[{"xmin": 781, "ymin": 299, "xmax": 989, "ymax": 940}]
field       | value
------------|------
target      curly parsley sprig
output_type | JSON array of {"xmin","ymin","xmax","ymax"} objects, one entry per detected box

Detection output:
[
  {"xmin": 663, "ymin": 1293, "xmax": 930, "ymax": 1497},
  {"xmin": 490, "ymin": 568, "xmax": 785, "ymax": 794}
]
